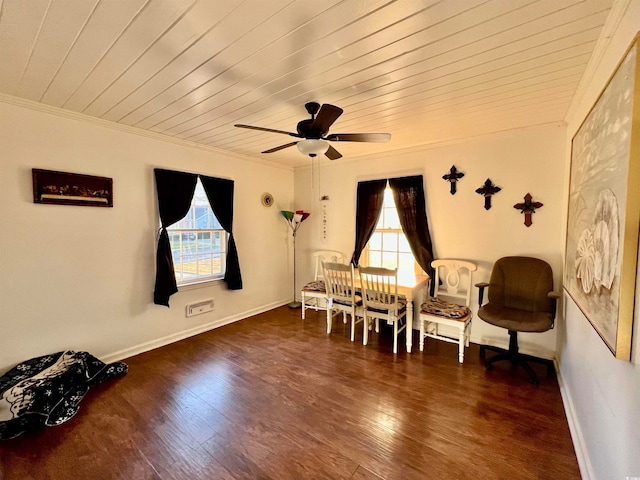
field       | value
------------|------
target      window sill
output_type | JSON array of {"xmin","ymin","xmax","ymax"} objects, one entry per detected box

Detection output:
[{"xmin": 177, "ymin": 278, "xmax": 224, "ymax": 291}]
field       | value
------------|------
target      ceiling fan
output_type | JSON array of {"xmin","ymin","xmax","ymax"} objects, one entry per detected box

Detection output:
[{"xmin": 234, "ymin": 102, "xmax": 391, "ymax": 160}]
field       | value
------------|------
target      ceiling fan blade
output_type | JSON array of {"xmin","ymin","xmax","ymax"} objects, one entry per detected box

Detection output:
[
  {"xmin": 311, "ymin": 104, "xmax": 343, "ymax": 134},
  {"xmin": 262, "ymin": 142, "xmax": 298, "ymax": 154},
  {"xmin": 325, "ymin": 145, "xmax": 342, "ymax": 160},
  {"xmin": 235, "ymin": 124, "xmax": 301, "ymax": 137},
  {"xmin": 325, "ymin": 133, "xmax": 391, "ymax": 143}
]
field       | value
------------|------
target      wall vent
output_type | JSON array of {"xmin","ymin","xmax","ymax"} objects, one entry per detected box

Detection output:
[{"xmin": 186, "ymin": 299, "xmax": 214, "ymax": 317}]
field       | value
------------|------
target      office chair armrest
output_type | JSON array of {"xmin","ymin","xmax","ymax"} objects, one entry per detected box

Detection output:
[
  {"xmin": 475, "ymin": 282, "xmax": 489, "ymax": 306},
  {"xmin": 547, "ymin": 291, "xmax": 561, "ymax": 328}
]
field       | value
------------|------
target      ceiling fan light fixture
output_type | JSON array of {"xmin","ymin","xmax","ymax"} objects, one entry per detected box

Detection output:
[
  {"xmin": 235, "ymin": 102, "xmax": 390, "ymax": 160},
  {"xmin": 297, "ymin": 139, "xmax": 329, "ymax": 157}
]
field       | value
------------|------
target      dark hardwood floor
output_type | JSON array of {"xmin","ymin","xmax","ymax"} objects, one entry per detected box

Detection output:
[{"xmin": 0, "ymin": 306, "xmax": 580, "ymax": 480}]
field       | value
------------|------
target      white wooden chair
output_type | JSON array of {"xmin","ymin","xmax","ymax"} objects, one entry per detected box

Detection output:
[
  {"xmin": 322, "ymin": 262, "xmax": 364, "ymax": 341},
  {"xmin": 358, "ymin": 266, "xmax": 408, "ymax": 354},
  {"xmin": 419, "ymin": 259, "xmax": 477, "ymax": 363},
  {"xmin": 301, "ymin": 250, "xmax": 344, "ymax": 320}
]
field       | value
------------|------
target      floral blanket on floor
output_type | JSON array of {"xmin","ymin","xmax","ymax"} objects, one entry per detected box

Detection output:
[{"xmin": 0, "ymin": 350, "xmax": 127, "ymax": 440}]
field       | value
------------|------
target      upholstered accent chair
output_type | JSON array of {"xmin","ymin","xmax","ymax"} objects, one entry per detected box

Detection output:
[{"xmin": 476, "ymin": 256, "xmax": 559, "ymax": 385}]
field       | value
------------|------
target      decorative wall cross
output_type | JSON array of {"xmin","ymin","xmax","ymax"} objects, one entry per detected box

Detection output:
[
  {"xmin": 513, "ymin": 193, "xmax": 543, "ymax": 227},
  {"xmin": 475, "ymin": 178, "xmax": 501, "ymax": 210},
  {"xmin": 442, "ymin": 165, "xmax": 465, "ymax": 195}
]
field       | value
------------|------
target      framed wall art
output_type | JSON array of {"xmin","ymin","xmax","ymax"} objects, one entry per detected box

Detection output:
[
  {"xmin": 564, "ymin": 34, "xmax": 640, "ymax": 361},
  {"xmin": 32, "ymin": 169, "xmax": 113, "ymax": 207}
]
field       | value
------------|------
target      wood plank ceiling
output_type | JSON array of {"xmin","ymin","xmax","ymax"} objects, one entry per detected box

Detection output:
[{"xmin": 0, "ymin": 0, "xmax": 614, "ymax": 168}]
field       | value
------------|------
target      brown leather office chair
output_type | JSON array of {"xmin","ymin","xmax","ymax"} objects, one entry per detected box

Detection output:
[{"xmin": 476, "ymin": 256, "xmax": 559, "ymax": 385}]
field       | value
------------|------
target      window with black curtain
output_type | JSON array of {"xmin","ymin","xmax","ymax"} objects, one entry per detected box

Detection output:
[
  {"xmin": 153, "ymin": 168, "xmax": 242, "ymax": 307},
  {"xmin": 350, "ymin": 175, "xmax": 434, "ymax": 280}
]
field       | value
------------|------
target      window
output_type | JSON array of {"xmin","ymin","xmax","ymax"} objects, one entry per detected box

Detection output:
[
  {"xmin": 364, "ymin": 187, "xmax": 417, "ymax": 275},
  {"xmin": 166, "ymin": 178, "xmax": 227, "ymax": 285}
]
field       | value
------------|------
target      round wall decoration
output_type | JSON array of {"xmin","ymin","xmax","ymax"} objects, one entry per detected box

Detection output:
[{"xmin": 261, "ymin": 192, "xmax": 274, "ymax": 207}]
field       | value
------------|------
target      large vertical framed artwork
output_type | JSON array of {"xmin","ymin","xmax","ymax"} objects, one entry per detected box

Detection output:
[{"xmin": 564, "ymin": 34, "xmax": 640, "ymax": 361}]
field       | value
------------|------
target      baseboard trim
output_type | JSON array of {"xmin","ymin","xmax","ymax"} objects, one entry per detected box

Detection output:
[
  {"xmin": 101, "ymin": 299, "xmax": 290, "ymax": 364},
  {"xmin": 555, "ymin": 358, "xmax": 593, "ymax": 480}
]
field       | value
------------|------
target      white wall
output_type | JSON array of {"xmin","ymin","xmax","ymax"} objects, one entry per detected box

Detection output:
[
  {"xmin": 294, "ymin": 123, "xmax": 567, "ymax": 358},
  {"xmin": 0, "ymin": 99, "xmax": 293, "ymax": 373},
  {"xmin": 559, "ymin": 1, "xmax": 640, "ymax": 478}
]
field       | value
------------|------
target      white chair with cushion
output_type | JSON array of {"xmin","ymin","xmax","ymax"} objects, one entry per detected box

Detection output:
[
  {"xmin": 322, "ymin": 262, "xmax": 364, "ymax": 341},
  {"xmin": 358, "ymin": 266, "xmax": 408, "ymax": 354},
  {"xmin": 419, "ymin": 259, "xmax": 477, "ymax": 363},
  {"xmin": 301, "ymin": 250, "xmax": 344, "ymax": 320}
]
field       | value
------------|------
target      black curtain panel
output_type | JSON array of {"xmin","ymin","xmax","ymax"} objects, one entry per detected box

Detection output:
[
  {"xmin": 153, "ymin": 168, "xmax": 198, "ymax": 306},
  {"xmin": 389, "ymin": 175, "xmax": 435, "ymax": 280},
  {"xmin": 350, "ymin": 179, "xmax": 387, "ymax": 266},
  {"xmin": 200, "ymin": 175, "xmax": 243, "ymax": 290}
]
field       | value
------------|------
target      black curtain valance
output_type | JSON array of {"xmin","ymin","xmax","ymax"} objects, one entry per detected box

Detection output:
[{"xmin": 153, "ymin": 168, "xmax": 242, "ymax": 307}]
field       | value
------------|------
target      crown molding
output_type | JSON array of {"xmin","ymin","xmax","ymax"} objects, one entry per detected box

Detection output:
[
  {"xmin": 0, "ymin": 93, "xmax": 293, "ymax": 172},
  {"xmin": 296, "ymin": 120, "xmax": 565, "ymax": 171}
]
